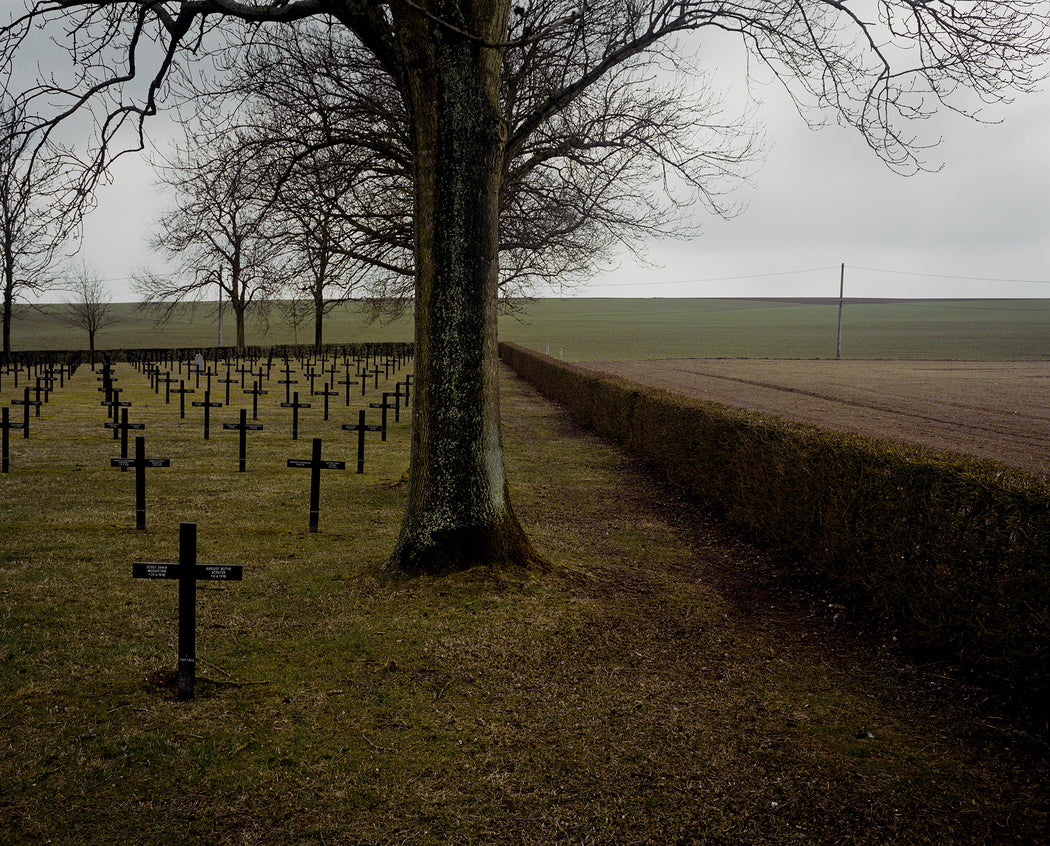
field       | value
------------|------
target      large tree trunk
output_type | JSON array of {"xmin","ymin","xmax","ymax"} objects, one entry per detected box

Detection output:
[
  {"xmin": 233, "ymin": 301, "xmax": 247, "ymax": 353},
  {"xmin": 2, "ymin": 291, "xmax": 10, "ymax": 358},
  {"xmin": 384, "ymin": 1, "xmax": 545, "ymax": 576},
  {"xmin": 3, "ymin": 251, "xmax": 13, "ymax": 358},
  {"xmin": 314, "ymin": 295, "xmax": 324, "ymax": 351}
]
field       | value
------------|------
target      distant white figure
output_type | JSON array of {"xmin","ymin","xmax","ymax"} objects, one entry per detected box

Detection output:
[{"xmin": 193, "ymin": 352, "xmax": 205, "ymax": 373}]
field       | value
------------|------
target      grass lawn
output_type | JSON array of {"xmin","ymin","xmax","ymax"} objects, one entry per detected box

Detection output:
[{"xmin": 0, "ymin": 355, "xmax": 1046, "ymax": 844}]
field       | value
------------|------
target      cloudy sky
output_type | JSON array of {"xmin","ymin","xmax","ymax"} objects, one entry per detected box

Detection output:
[{"xmin": 66, "ymin": 20, "xmax": 1050, "ymax": 303}]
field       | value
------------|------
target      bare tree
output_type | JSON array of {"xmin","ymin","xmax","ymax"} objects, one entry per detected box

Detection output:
[
  {"xmin": 0, "ymin": 96, "xmax": 76, "ymax": 358},
  {"xmin": 204, "ymin": 17, "xmax": 757, "ymax": 305},
  {"xmin": 4, "ymin": 1, "xmax": 1048, "ymax": 576},
  {"xmin": 139, "ymin": 133, "xmax": 288, "ymax": 352},
  {"xmin": 205, "ymin": 24, "xmax": 418, "ymax": 326},
  {"xmin": 59, "ymin": 264, "xmax": 114, "ymax": 365},
  {"xmin": 271, "ymin": 144, "xmax": 406, "ymax": 350}
]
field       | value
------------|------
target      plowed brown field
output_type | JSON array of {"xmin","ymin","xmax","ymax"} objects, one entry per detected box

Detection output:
[{"xmin": 579, "ymin": 359, "xmax": 1050, "ymax": 480}]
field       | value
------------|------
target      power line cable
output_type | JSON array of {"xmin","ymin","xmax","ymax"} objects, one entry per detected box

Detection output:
[{"xmin": 582, "ymin": 265, "xmax": 1050, "ymax": 289}]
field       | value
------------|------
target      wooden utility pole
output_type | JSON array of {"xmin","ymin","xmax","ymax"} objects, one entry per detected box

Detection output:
[{"xmin": 836, "ymin": 263, "xmax": 845, "ymax": 360}]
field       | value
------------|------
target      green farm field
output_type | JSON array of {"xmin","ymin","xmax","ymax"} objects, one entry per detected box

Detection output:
[{"xmin": 11, "ymin": 297, "xmax": 1050, "ymax": 360}]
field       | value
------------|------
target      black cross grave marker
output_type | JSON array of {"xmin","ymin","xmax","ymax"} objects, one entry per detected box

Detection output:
[
  {"xmin": 171, "ymin": 380, "xmax": 195, "ymax": 419},
  {"xmin": 312, "ymin": 382, "xmax": 338, "ymax": 422},
  {"xmin": 280, "ymin": 391, "xmax": 311, "ymax": 440},
  {"xmin": 110, "ymin": 436, "xmax": 171, "ymax": 530},
  {"xmin": 278, "ymin": 361, "xmax": 298, "ymax": 403},
  {"xmin": 217, "ymin": 364, "xmax": 237, "ymax": 405},
  {"xmin": 133, "ymin": 522, "xmax": 242, "ymax": 700},
  {"xmin": 342, "ymin": 409, "xmax": 383, "ymax": 474},
  {"xmin": 222, "ymin": 408, "xmax": 264, "ymax": 472},
  {"xmin": 396, "ymin": 378, "xmax": 412, "ymax": 410},
  {"xmin": 1, "ymin": 407, "xmax": 25, "ymax": 472},
  {"xmin": 104, "ymin": 407, "xmax": 145, "ymax": 470},
  {"xmin": 191, "ymin": 390, "xmax": 223, "ymax": 439},
  {"xmin": 10, "ymin": 387, "xmax": 37, "ymax": 427},
  {"xmin": 243, "ymin": 379, "xmax": 268, "ymax": 420},
  {"xmin": 286, "ymin": 437, "xmax": 345, "ymax": 532},
  {"xmin": 101, "ymin": 388, "xmax": 131, "ymax": 429},
  {"xmin": 368, "ymin": 392, "xmax": 397, "ymax": 441},
  {"xmin": 144, "ymin": 363, "xmax": 160, "ymax": 393},
  {"xmin": 338, "ymin": 363, "xmax": 359, "ymax": 406}
]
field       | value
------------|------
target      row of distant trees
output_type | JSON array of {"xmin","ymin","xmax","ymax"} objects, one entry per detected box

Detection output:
[
  {"xmin": 4, "ymin": 12, "xmax": 756, "ymax": 356},
  {"xmin": 136, "ymin": 15, "xmax": 757, "ymax": 352}
]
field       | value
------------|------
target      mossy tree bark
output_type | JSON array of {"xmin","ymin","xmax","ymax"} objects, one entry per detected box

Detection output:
[
  {"xmin": 314, "ymin": 295, "xmax": 324, "ymax": 351},
  {"xmin": 384, "ymin": 0, "xmax": 545, "ymax": 576}
]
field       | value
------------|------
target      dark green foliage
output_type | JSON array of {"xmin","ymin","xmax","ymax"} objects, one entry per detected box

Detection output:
[{"xmin": 500, "ymin": 342, "xmax": 1050, "ymax": 712}]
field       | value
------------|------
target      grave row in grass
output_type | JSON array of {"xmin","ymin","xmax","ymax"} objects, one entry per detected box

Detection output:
[{"xmin": 3, "ymin": 355, "xmax": 414, "ymax": 534}]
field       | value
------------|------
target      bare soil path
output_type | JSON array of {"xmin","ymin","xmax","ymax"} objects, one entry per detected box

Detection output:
[{"xmin": 580, "ymin": 359, "xmax": 1050, "ymax": 479}]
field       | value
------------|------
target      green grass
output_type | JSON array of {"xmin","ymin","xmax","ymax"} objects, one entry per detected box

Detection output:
[
  {"xmin": 1, "ymin": 354, "xmax": 1047, "ymax": 844},
  {"xmin": 11, "ymin": 296, "xmax": 1050, "ymax": 360}
]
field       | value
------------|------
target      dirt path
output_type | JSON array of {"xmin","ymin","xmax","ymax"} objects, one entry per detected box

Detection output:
[{"xmin": 579, "ymin": 359, "xmax": 1050, "ymax": 479}]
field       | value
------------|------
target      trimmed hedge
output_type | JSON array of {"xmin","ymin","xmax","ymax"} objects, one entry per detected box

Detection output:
[{"xmin": 500, "ymin": 342, "xmax": 1050, "ymax": 708}]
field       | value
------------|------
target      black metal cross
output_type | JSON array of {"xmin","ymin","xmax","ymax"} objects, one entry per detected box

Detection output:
[
  {"xmin": 338, "ymin": 363, "xmax": 359, "ymax": 406},
  {"xmin": 368, "ymin": 392, "xmax": 397, "ymax": 441},
  {"xmin": 243, "ymin": 379, "xmax": 268, "ymax": 420},
  {"xmin": 11, "ymin": 387, "xmax": 39, "ymax": 423},
  {"xmin": 133, "ymin": 522, "xmax": 242, "ymax": 700},
  {"xmin": 222, "ymin": 408, "xmax": 264, "ymax": 472},
  {"xmin": 103, "ymin": 407, "xmax": 145, "ymax": 471},
  {"xmin": 286, "ymin": 437, "xmax": 345, "ymax": 532},
  {"xmin": 1, "ymin": 406, "xmax": 25, "ymax": 472},
  {"xmin": 110, "ymin": 436, "xmax": 171, "ymax": 530},
  {"xmin": 171, "ymin": 380, "xmax": 195, "ymax": 419},
  {"xmin": 280, "ymin": 391, "xmax": 311, "ymax": 440},
  {"xmin": 217, "ymin": 364, "xmax": 237, "ymax": 405},
  {"xmin": 342, "ymin": 409, "xmax": 383, "ymax": 474},
  {"xmin": 397, "ymin": 377, "xmax": 413, "ymax": 410},
  {"xmin": 278, "ymin": 361, "xmax": 298, "ymax": 403},
  {"xmin": 312, "ymin": 382, "xmax": 339, "ymax": 422},
  {"xmin": 101, "ymin": 387, "xmax": 131, "ymax": 428},
  {"xmin": 191, "ymin": 390, "xmax": 223, "ymax": 439}
]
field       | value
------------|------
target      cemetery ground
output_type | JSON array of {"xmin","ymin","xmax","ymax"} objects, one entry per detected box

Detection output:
[{"xmin": 1, "ymin": 358, "xmax": 1048, "ymax": 845}]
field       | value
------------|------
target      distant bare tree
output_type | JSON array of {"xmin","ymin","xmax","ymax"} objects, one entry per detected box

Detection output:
[
  {"xmin": 270, "ymin": 144, "xmax": 403, "ymax": 350},
  {"xmin": 202, "ymin": 25, "xmax": 417, "ymax": 330},
  {"xmin": 138, "ymin": 134, "xmax": 289, "ymax": 353},
  {"xmin": 59, "ymin": 265, "xmax": 113, "ymax": 364},
  {"xmin": 0, "ymin": 96, "xmax": 76, "ymax": 358}
]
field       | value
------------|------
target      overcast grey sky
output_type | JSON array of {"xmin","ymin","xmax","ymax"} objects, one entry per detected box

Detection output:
[{"xmin": 66, "ymin": 21, "xmax": 1050, "ymax": 303}]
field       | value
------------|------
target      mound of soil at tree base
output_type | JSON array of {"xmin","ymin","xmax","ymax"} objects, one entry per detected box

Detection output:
[{"xmin": 578, "ymin": 359, "xmax": 1050, "ymax": 480}]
